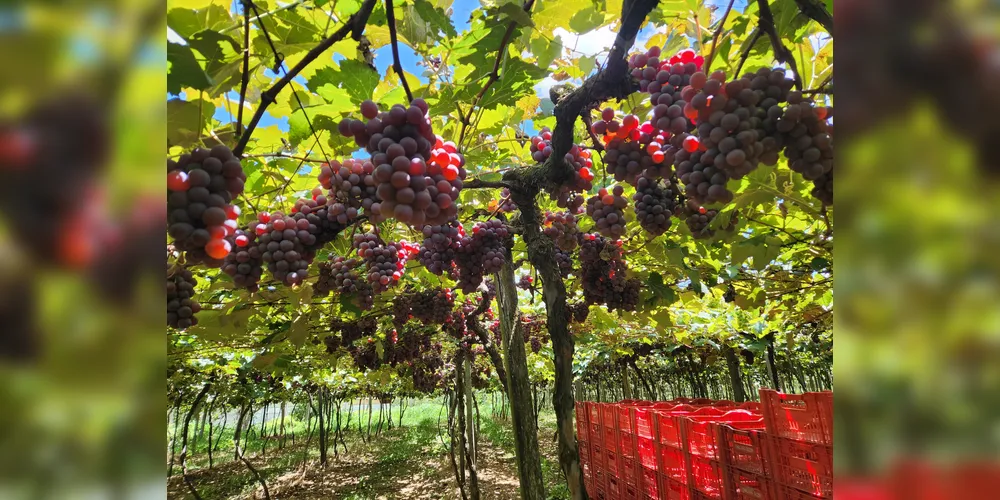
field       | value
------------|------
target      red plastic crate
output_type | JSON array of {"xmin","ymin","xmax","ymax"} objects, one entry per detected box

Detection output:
[
  {"xmin": 720, "ymin": 424, "xmax": 771, "ymax": 476},
  {"xmin": 619, "ymin": 430, "xmax": 637, "ymax": 459},
  {"xmin": 621, "ymin": 455, "xmax": 639, "ymax": 489},
  {"xmin": 684, "ymin": 410, "xmax": 764, "ymax": 460},
  {"xmin": 637, "ymin": 435, "xmax": 657, "ymax": 470},
  {"xmin": 589, "ymin": 402, "xmax": 603, "ymax": 426},
  {"xmin": 633, "ymin": 403, "xmax": 692, "ymax": 439},
  {"xmin": 579, "ymin": 439, "xmax": 592, "ymax": 468},
  {"xmin": 591, "ymin": 440, "xmax": 606, "ymax": 469},
  {"xmin": 604, "ymin": 425, "xmax": 619, "ymax": 454},
  {"xmin": 728, "ymin": 466, "xmax": 778, "ymax": 500},
  {"xmin": 737, "ymin": 401, "xmax": 763, "ymax": 412},
  {"xmin": 618, "ymin": 405, "xmax": 636, "ymax": 434},
  {"xmin": 622, "ymin": 477, "xmax": 641, "ymax": 500},
  {"xmin": 656, "ymin": 407, "xmax": 726, "ymax": 449},
  {"xmin": 658, "ymin": 473, "xmax": 692, "ymax": 500},
  {"xmin": 689, "ymin": 456, "xmax": 726, "ymax": 498},
  {"xmin": 760, "ymin": 389, "xmax": 833, "ymax": 445},
  {"xmin": 775, "ymin": 483, "xmax": 825, "ymax": 500},
  {"xmin": 639, "ymin": 464, "xmax": 660, "ymax": 498},
  {"xmin": 606, "ymin": 447, "xmax": 621, "ymax": 477},
  {"xmin": 609, "ymin": 475, "xmax": 622, "ymax": 499},
  {"xmin": 769, "ymin": 435, "xmax": 833, "ymax": 497},
  {"xmin": 594, "ymin": 466, "xmax": 608, "ymax": 492},
  {"xmin": 657, "ymin": 443, "xmax": 689, "ymax": 484},
  {"xmin": 602, "ymin": 404, "xmax": 618, "ymax": 429}
]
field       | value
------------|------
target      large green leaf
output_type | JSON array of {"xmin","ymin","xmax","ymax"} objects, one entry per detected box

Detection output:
[
  {"xmin": 168, "ymin": 43, "xmax": 212, "ymax": 94},
  {"xmin": 167, "ymin": 98, "xmax": 213, "ymax": 148}
]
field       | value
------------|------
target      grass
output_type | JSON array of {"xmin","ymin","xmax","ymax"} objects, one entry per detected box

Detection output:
[{"xmin": 169, "ymin": 396, "xmax": 569, "ymax": 499}]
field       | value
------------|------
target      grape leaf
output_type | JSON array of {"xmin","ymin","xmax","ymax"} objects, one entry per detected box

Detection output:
[{"xmin": 168, "ymin": 43, "xmax": 212, "ymax": 94}]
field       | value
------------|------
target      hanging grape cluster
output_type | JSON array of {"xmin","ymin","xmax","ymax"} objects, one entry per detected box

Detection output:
[
  {"xmin": 454, "ymin": 220, "xmax": 512, "ymax": 293},
  {"xmin": 417, "ymin": 220, "xmax": 464, "ymax": 276},
  {"xmin": 251, "ymin": 211, "xmax": 316, "ymax": 286},
  {"xmin": 528, "ymin": 127, "xmax": 594, "ymax": 209},
  {"xmin": 586, "ymin": 186, "xmax": 630, "ymax": 238},
  {"xmin": 292, "ymin": 188, "xmax": 345, "ymax": 247},
  {"xmin": 773, "ymin": 91, "xmax": 834, "ymax": 205},
  {"xmin": 330, "ymin": 315, "xmax": 377, "ymax": 347},
  {"xmin": 578, "ymin": 234, "xmax": 640, "ymax": 312},
  {"xmin": 518, "ymin": 275, "xmax": 534, "ymax": 290},
  {"xmin": 167, "ymin": 146, "xmax": 247, "ymax": 265},
  {"xmin": 683, "ymin": 202, "xmax": 738, "ymax": 239},
  {"xmin": 392, "ymin": 288, "xmax": 456, "ymax": 326},
  {"xmin": 352, "ymin": 233, "xmax": 418, "ymax": 293},
  {"xmin": 632, "ymin": 175, "xmax": 682, "ymax": 235},
  {"xmin": 221, "ymin": 228, "xmax": 264, "ymax": 291},
  {"xmin": 314, "ymin": 256, "xmax": 375, "ymax": 310},
  {"xmin": 542, "ymin": 211, "xmax": 580, "ymax": 251},
  {"xmin": 521, "ymin": 315, "xmax": 548, "ymax": 353},
  {"xmin": 592, "ymin": 111, "xmax": 674, "ymax": 185},
  {"xmin": 319, "ymin": 158, "xmax": 381, "ymax": 223},
  {"xmin": 167, "ymin": 266, "xmax": 200, "ymax": 329},
  {"xmin": 337, "ymin": 99, "xmax": 466, "ymax": 226}
]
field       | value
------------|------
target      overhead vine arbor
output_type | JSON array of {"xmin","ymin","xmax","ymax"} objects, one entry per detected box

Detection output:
[{"xmin": 167, "ymin": 0, "xmax": 832, "ymax": 497}]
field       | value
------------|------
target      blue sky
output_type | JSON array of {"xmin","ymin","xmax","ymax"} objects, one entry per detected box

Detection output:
[{"xmin": 172, "ymin": 0, "xmax": 749, "ymax": 134}]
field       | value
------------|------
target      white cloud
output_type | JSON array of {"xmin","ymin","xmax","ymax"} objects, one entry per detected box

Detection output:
[{"xmin": 554, "ymin": 25, "xmax": 618, "ymax": 57}]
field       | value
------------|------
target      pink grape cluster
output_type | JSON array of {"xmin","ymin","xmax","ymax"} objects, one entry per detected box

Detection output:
[
  {"xmin": 352, "ymin": 233, "xmax": 419, "ymax": 293},
  {"xmin": 314, "ymin": 256, "xmax": 374, "ymax": 309},
  {"xmin": 337, "ymin": 99, "xmax": 466, "ymax": 226},
  {"xmin": 528, "ymin": 127, "xmax": 595, "ymax": 209},
  {"xmin": 629, "ymin": 48, "xmax": 704, "ymax": 135},
  {"xmin": 592, "ymin": 110, "xmax": 676, "ymax": 185},
  {"xmin": 318, "ymin": 158, "xmax": 382, "ymax": 224},
  {"xmin": 585, "ymin": 186, "xmax": 630, "ymax": 238},
  {"xmin": 251, "ymin": 210, "xmax": 317, "ymax": 286},
  {"xmin": 455, "ymin": 220, "xmax": 512, "ymax": 293},
  {"xmin": 632, "ymin": 175, "xmax": 682, "ymax": 236},
  {"xmin": 417, "ymin": 220, "xmax": 464, "ymax": 276},
  {"xmin": 166, "ymin": 146, "xmax": 246, "ymax": 265},
  {"xmin": 221, "ymin": 227, "xmax": 264, "ymax": 291},
  {"xmin": 542, "ymin": 211, "xmax": 580, "ymax": 251},
  {"xmin": 578, "ymin": 234, "xmax": 640, "ymax": 312}
]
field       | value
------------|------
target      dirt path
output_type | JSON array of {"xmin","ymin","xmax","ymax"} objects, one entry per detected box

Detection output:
[{"xmin": 168, "ymin": 419, "xmax": 527, "ymax": 499}]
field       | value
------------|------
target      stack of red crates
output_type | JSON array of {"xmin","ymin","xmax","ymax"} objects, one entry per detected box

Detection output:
[{"xmin": 575, "ymin": 389, "xmax": 832, "ymax": 500}]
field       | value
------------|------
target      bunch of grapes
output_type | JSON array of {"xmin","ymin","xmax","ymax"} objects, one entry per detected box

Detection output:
[
  {"xmin": 454, "ymin": 220, "xmax": 512, "ymax": 293},
  {"xmin": 772, "ymin": 91, "xmax": 834, "ymax": 200},
  {"xmin": 578, "ymin": 234, "xmax": 640, "ymax": 312},
  {"xmin": 409, "ymin": 288, "xmax": 455, "ymax": 325},
  {"xmin": 167, "ymin": 266, "xmax": 200, "ymax": 329},
  {"xmin": 518, "ymin": 274, "xmax": 534, "ymax": 290},
  {"xmin": 319, "ymin": 158, "xmax": 383, "ymax": 223},
  {"xmin": 417, "ymin": 220, "xmax": 464, "ymax": 276},
  {"xmin": 521, "ymin": 315, "xmax": 547, "ymax": 353},
  {"xmin": 331, "ymin": 315, "xmax": 377, "ymax": 346},
  {"xmin": 252, "ymin": 211, "xmax": 315, "ymax": 286},
  {"xmin": 568, "ymin": 301, "xmax": 590, "ymax": 323},
  {"xmin": 388, "ymin": 328, "xmax": 433, "ymax": 366},
  {"xmin": 632, "ymin": 175, "xmax": 682, "ymax": 235},
  {"xmin": 555, "ymin": 248, "xmax": 574, "ymax": 278},
  {"xmin": 292, "ymin": 188, "xmax": 345, "ymax": 248},
  {"xmin": 221, "ymin": 228, "xmax": 264, "ymax": 291},
  {"xmin": 586, "ymin": 186, "xmax": 630, "ymax": 238},
  {"xmin": 338, "ymin": 99, "xmax": 466, "ymax": 226},
  {"xmin": 542, "ymin": 211, "xmax": 580, "ymax": 251},
  {"xmin": 443, "ymin": 309, "xmax": 468, "ymax": 339},
  {"xmin": 528, "ymin": 127, "xmax": 595, "ymax": 208},
  {"xmin": 496, "ymin": 188, "xmax": 516, "ymax": 213},
  {"xmin": 629, "ymin": 48, "xmax": 704, "ymax": 133},
  {"xmin": 322, "ymin": 334, "xmax": 341, "ymax": 354},
  {"xmin": 604, "ymin": 121, "xmax": 677, "ymax": 184},
  {"xmin": 682, "ymin": 202, "xmax": 739, "ymax": 239},
  {"xmin": 167, "ymin": 146, "xmax": 246, "ymax": 265},
  {"xmin": 352, "ymin": 233, "xmax": 415, "ymax": 293},
  {"xmin": 348, "ymin": 338, "xmax": 382, "ymax": 371},
  {"xmin": 411, "ymin": 343, "xmax": 445, "ymax": 393},
  {"xmin": 314, "ymin": 256, "xmax": 373, "ymax": 308}
]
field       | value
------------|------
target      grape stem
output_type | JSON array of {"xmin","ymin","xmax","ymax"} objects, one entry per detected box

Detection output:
[
  {"xmin": 793, "ymin": 0, "xmax": 833, "ymax": 34},
  {"xmin": 704, "ymin": 0, "xmax": 736, "ymax": 74},
  {"xmin": 385, "ymin": 0, "xmax": 413, "ymax": 103},
  {"xmin": 233, "ymin": 0, "xmax": 378, "ymax": 157},
  {"xmin": 457, "ymin": 0, "xmax": 537, "ymax": 148},
  {"xmin": 755, "ymin": 0, "xmax": 803, "ymax": 89},
  {"xmin": 236, "ymin": 0, "xmax": 251, "ymax": 139},
  {"xmin": 464, "ymin": 179, "xmax": 512, "ymax": 190}
]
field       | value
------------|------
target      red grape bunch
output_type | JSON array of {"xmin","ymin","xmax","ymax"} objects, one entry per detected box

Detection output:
[
  {"xmin": 408, "ymin": 288, "xmax": 456, "ymax": 325},
  {"xmin": 167, "ymin": 146, "xmax": 247, "ymax": 265},
  {"xmin": 331, "ymin": 315, "xmax": 377, "ymax": 346},
  {"xmin": 682, "ymin": 202, "xmax": 739, "ymax": 239},
  {"xmin": 338, "ymin": 99, "xmax": 466, "ymax": 226},
  {"xmin": 318, "ymin": 158, "xmax": 383, "ymax": 224},
  {"xmin": 417, "ymin": 220, "xmax": 464, "ymax": 276},
  {"xmin": 542, "ymin": 211, "xmax": 580, "ymax": 251},
  {"xmin": 252, "ymin": 211, "xmax": 316, "ymax": 286},
  {"xmin": 221, "ymin": 228, "xmax": 264, "ymax": 291},
  {"xmin": 578, "ymin": 234, "xmax": 641, "ymax": 312},
  {"xmin": 292, "ymin": 188, "xmax": 345, "ymax": 248},
  {"xmin": 352, "ymin": 233, "xmax": 418, "ymax": 293},
  {"xmin": 632, "ymin": 175, "xmax": 682, "ymax": 235},
  {"xmin": 593, "ymin": 110, "xmax": 675, "ymax": 184},
  {"xmin": 518, "ymin": 274, "xmax": 534, "ymax": 290},
  {"xmin": 167, "ymin": 266, "xmax": 200, "ymax": 329},
  {"xmin": 586, "ymin": 186, "xmax": 630, "ymax": 238},
  {"xmin": 528, "ymin": 127, "xmax": 595, "ymax": 209},
  {"xmin": 629, "ymin": 47, "xmax": 705, "ymax": 134},
  {"xmin": 314, "ymin": 256, "xmax": 374, "ymax": 309},
  {"xmin": 772, "ymin": 91, "xmax": 833, "ymax": 204},
  {"xmin": 496, "ymin": 188, "xmax": 517, "ymax": 212},
  {"xmin": 455, "ymin": 220, "xmax": 512, "ymax": 293},
  {"xmin": 522, "ymin": 315, "xmax": 547, "ymax": 353}
]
